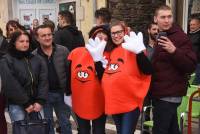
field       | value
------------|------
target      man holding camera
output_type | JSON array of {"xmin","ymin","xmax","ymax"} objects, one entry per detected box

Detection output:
[{"xmin": 150, "ymin": 5, "xmax": 197, "ymax": 134}]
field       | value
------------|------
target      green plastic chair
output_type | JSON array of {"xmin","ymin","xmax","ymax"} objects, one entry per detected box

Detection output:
[
  {"xmin": 177, "ymin": 85, "xmax": 200, "ymax": 133},
  {"xmin": 141, "ymin": 96, "xmax": 189, "ymax": 133},
  {"xmin": 141, "ymin": 85, "xmax": 199, "ymax": 133},
  {"xmin": 140, "ymin": 105, "xmax": 154, "ymax": 133},
  {"xmin": 186, "ymin": 85, "xmax": 200, "ymax": 117},
  {"xmin": 177, "ymin": 96, "xmax": 189, "ymax": 132}
]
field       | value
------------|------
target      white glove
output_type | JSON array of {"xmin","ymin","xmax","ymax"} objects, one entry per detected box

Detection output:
[
  {"xmin": 64, "ymin": 95, "xmax": 72, "ymax": 107},
  {"xmin": 86, "ymin": 37, "xmax": 108, "ymax": 67},
  {"xmin": 122, "ymin": 32, "xmax": 146, "ymax": 54},
  {"xmin": 101, "ymin": 56, "xmax": 108, "ymax": 68}
]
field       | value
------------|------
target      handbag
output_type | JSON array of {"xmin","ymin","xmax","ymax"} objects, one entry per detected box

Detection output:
[{"xmin": 13, "ymin": 112, "xmax": 50, "ymax": 134}]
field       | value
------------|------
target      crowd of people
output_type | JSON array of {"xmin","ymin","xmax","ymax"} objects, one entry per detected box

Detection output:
[{"xmin": 0, "ymin": 5, "xmax": 199, "ymax": 134}]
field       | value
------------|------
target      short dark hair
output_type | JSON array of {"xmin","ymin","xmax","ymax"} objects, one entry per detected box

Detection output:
[
  {"xmin": 43, "ymin": 20, "xmax": 55, "ymax": 32},
  {"xmin": 35, "ymin": 24, "xmax": 52, "ymax": 37},
  {"xmin": 58, "ymin": 10, "xmax": 75, "ymax": 25},
  {"xmin": 154, "ymin": 5, "xmax": 172, "ymax": 16},
  {"xmin": 190, "ymin": 14, "xmax": 200, "ymax": 23},
  {"xmin": 147, "ymin": 22, "xmax": 157, "ymax": 29},
  {"xmin": 95, "ymin": 7, "xmax": 111, "ymax": 23}
]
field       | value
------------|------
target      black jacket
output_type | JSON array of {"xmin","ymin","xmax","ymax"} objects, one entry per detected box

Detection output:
[
  {"xmin": 0, "ymin": 50, "xmax": 48, "ymax": 108},
  {"xmin": 188, "ymin": 29, "xmax": 200, "ymax": 63},
  {"xmin": 33, "ymin": 44, "xmax": 71, "ymax": 95},
  {"xmin": 54, "ymin": 25, "xmax": 85, "ymax": 51},
  {"xmin": 0, "ymin": 36, "xmax": 9, "ymax": 57}
]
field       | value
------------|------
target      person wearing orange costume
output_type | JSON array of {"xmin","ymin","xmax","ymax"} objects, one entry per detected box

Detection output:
[
  {"xmin": 102, "ymin": 19, "xmax": 153, "ymax": 134},
  {"xmin": 67, "ymin": 25, "xmax": 114, "ymax": 134}
]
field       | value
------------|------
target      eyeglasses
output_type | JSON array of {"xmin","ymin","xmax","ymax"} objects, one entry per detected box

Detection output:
[{"xmin": 111, "ymin": 30, "xmax": 124, "ymax": 37}]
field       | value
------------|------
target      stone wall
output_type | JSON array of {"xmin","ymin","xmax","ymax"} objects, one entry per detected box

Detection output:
[{"xmin": 108, "ymin": 0, "xmax": 165, "ymax": 33}]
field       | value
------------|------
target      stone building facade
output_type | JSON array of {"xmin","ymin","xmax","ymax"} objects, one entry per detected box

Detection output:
[{"xmin": 107, "ymin": 0, "xmax": 165, "ymax": 33}]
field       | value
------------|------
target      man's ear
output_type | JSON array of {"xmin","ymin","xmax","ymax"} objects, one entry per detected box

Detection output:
[
  {"xmin": 154, "ymin": 16, "xmax": 157, "ymax": 23},
  {"xmin": 147, "ymin": 28, "xmax": 150, "ymax": 34}
]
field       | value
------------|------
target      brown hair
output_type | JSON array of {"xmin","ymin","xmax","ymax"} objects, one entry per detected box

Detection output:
[
  {"xmin": 154, "ymin": 5, "xmax": 172, "ymax": 16},
  {"xmin": 35, "ymin": 24, "xmax": 52, "ymax": 37},
  {"xmin": 6, "ymin": 20, "xmax": 25, "ymax": 38}
]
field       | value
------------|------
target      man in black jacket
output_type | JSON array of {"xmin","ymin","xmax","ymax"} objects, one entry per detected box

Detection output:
[
  {"xmin": 54, "ymin": 10, "xmax": 84, "ymax": 51},
  {"xmin": 34, "ymin": 25, "xmax": 72, "ymax": 134},
  {"xmin": 188, "ymin": 16, "xmax": 200, "ymax": 85}
]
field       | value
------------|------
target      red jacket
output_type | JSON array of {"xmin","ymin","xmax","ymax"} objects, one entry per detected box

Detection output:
[{"xmin": 150, "ymin": 25, "xmax": 197, "ymax": 98}]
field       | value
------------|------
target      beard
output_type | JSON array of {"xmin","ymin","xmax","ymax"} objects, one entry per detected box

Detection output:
[{"xmin": 150, "ymin": 33, "xmax": 157, "ymax": 41}]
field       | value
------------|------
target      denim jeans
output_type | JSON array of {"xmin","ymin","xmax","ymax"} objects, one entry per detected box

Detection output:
[
  {"xmin": 76, "ymin": 114, "xmax": 106, "ymax": 134},
  {"xmin": 152, "ymin": 99, "xmax": 180, "ymax": 134},
  {"xmin": 8, "ymin": 105, "xmax": 44, "ymax": 122},
  {"xmin": 112, "ymin": 108, "xmax": 140, "ymax": 134},
  {"xmin": 43, "ymin": 92, "xmax": 72, "ymax": 134}
]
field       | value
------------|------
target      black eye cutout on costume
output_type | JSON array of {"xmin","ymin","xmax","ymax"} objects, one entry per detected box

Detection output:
[
  {"xmin": 117, "ymin": 58, "xmax": 124, "ymax": 64},
  {"xmin": 75, "ymin": 64, "xmax": 82, "ymax": 69},
  {"xmin": 87, "ymin": 66, "xmax": 93, "ymax": 72}
]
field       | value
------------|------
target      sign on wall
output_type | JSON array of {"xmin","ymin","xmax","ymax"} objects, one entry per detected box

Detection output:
[{"xmin": 59, "ymin": 2, "xmax": 76, "ymax": 23}]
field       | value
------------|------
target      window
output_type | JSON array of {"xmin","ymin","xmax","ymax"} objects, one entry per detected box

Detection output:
[
  {"xmin": 18, "ymin": 0, "xmax": 36, "ymax": 4},
  {"xmin": 18, "ymin": 0, "xmax": 55, "ymax": 4},
  {"xmin": 37, "ymin": 0, "xmax": 56, "ymax": 3}
]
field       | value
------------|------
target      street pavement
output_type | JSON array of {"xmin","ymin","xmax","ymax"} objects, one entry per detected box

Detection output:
[{"xmin": 5, "ymin": 111, "xmax": 199, "ymax": 134}]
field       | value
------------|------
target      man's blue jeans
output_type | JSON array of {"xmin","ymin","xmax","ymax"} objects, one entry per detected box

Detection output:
[
  {"xmin": 43, "ymin": 92, "xmax": 72, "ymax": 134},
  {"xmin": 112, "ymin": 108, "xmax": 140, "ymax": 134}
]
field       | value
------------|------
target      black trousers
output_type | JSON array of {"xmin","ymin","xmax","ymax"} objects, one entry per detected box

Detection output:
[
  {"xmin": 76, "ymin": 114, "xmax": 106, "ymax": 134},
  {"xmin": 0, "ymin": 95, "xmax": 7, "ymax": 134},
  {"xmin": 152, "ymin": 99, "xmax": 181, "ymax": 134}
]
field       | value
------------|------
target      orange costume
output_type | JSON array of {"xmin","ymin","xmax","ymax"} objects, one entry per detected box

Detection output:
[
  {"xmin": 68, "ymin": 47, "xmax": 105, "ymax": 120},
  {"xmin": 102, "ymin": 46, "xmax": 151, "ymax": 115}
]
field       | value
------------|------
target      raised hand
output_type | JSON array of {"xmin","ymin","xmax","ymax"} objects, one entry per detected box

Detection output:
[
  {"xmin": 86, "ymin": 37, "xmax": 108, "ymax": 68},
  {"xmin": 122, "ymin": 32, "xmax": 146, "ymax": 54}
]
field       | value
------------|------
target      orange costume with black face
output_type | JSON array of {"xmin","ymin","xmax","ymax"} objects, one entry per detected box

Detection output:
[
  {"xmin": 68, "ymin": 47, "xmax": 106, "ymax": 120},
  {"xmin": 102, "ymin": 46, "xmax": 151, "ymax": 115}
]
